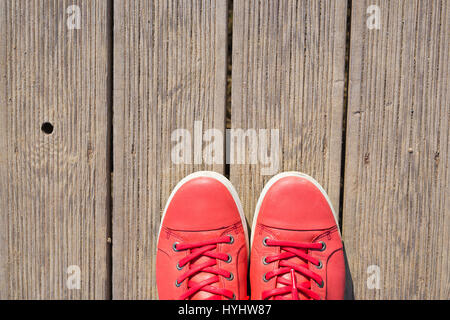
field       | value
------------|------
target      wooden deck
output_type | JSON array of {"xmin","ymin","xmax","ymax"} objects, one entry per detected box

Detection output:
[{"xmin": 0, "ymin": 0, "xmax": 448, "ymax": 300}]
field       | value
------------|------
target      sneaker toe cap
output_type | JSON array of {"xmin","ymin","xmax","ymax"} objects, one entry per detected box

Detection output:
[{"xmin": 162, "ymin": 177, "xmax": 242, "ymax": 231}]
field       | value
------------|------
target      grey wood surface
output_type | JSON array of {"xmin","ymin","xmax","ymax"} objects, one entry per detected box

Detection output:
[
  {"xmin": 343, "ymin": 0, "xmax": 449, "ymax": 299},
  {"xmin": 0, "ymin": 0, "xmax": 448, "ymax": 300},
  {"xmin": 230, "ymin": 0, "xmax": 348, "ymax": 225},
  {"xmin": 112, "ymin": 0, "xmax": 228, "ymax": 299},
  {"xmin": 0, "ymin": 0, "xmax": 111, "ymax": 299}
]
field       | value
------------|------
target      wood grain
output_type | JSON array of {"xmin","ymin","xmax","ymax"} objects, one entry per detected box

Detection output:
[
  {"xmin": 1, "ymin": 0, "xmax": 447, "ymax": 301},
  {"xmin": 112, "ymin": 0, "xmax": 228, "ymax": 299},
  {"xmin": 0, "ymin": 0, "xmax": 111, "ymax": 299},
  {"xmin": 343, "ymin": 0, "xmax": 449, "ymax": 299},
  {"xmin": 230, "ymin": 0, "xmax": 348, "ymax": 225}
]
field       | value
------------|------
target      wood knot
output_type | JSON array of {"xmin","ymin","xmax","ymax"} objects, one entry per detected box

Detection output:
[{"xmin": 364, "ymin": 152, "xmax": 370, "ymax": 164}]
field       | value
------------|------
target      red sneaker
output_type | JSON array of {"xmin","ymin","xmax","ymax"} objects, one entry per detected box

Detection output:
[
  {"xmin": 250, "ymin": 172, "xmax": 345, "ymax": 300},
  {"xmin": 156, "ymin": 172, "xmax": 249, "ymax": 300}
]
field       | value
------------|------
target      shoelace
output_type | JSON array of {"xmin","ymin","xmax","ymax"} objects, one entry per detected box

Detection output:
[
  {"xmin": 174, "ymin": 235, "xmax": 235, "ymax": 300},
  {"xmin": 261, "ymin": 238, "xmax": 325, "ymax": 300}
]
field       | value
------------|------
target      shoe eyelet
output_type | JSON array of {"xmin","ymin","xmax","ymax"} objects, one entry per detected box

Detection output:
[
  {"xmin": 262, "ymin": 257, "xmax": 270, "ymax": 265},
  {"xmin": 315, "ymin": 260, "xmax": 323, "ymax": 269},
  {"xmin": 176, "ymin": 262, "xmax": 183, "ymax": 270},
  {"xmin": 262, "ymin": 237, "xmax": 270, "ymax": 247},
  {"xmin": 225, "ymin": 254, "xmax": 232, "ymax": 263},
  {"xmin": 319, "ymin": 241, "xmax": 326, "ymax": 252},
  {"xmin": 226, "ymin": 272, "xmax": 234, "ymax": 281},
  {"xmin": 230, "ymin": 293, "xmax": 236, "ymax": 300},
  {"xmin": 227, "ymin": 235, "xmax": 234, "ymax": 244},
  {"xmin": 173, "ymin": 242, "xmax": 180, "ymax": 252},
  {"xmin": 263, "ymin": 273, "xmax": 269, "ymax": 282},
  {"xmin": 315, "ymin": 279, "xmax": 324, "ymax": 288},
  {"xmin": 175, "ymin": 279, "xmax": 183, "ymax": 287}
]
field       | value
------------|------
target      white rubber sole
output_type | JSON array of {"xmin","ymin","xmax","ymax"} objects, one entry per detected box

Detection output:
[
  {"xmin": 250, "ymin": 172, "xmax": 341, "ymax": 248},
  {"xmin": 158, "ymin": 171, "xmax": 249, "ymax": 255}
]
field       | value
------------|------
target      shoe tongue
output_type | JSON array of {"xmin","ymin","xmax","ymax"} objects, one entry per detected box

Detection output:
[
  {"xmin": 189, "ymin": 256, "xmax": 218, "ymax": 300},
  {"xmin": 277, "ymin": 253, "xmax": 308, "ymax": 300},
  {"xmin": 182, "ymin": 230, "xmax": 226, "ymax": 300},
  {"xmin": 273, "ymin": 230, "xmax": 318, "ymax": 300}
]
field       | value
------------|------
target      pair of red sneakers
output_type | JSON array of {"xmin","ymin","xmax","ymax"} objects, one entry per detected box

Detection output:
[{"xmin": 156, "ymin": 171, "xmax": 345, "ymax": 300}]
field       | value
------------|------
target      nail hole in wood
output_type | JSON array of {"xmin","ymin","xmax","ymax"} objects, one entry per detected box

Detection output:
[{"xmin": 41, "ymin": 122, "xmax": 54, "ymax": 135}]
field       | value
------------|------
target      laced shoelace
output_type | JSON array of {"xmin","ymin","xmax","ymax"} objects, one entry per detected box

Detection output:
[
  {"xmin": 174, "ymin": 235, "xmax": 236, "ymax": 300},
  {"xmin": 261, "ymin": 238, "xmax": 325, "ymax": 300}
]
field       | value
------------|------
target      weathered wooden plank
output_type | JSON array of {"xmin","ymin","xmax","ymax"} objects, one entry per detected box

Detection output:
[
  {"xmin": 112, "ymin": 0, "xmax": 228, "ymax": 299},
  {"xmin": 343, "ymin": 0, "xmax": 449, "ymax": 299},
  {"xmin": 230, "ymin": 0, "xmax": 348, "ymax": 225},
  {"xmin": 0, "ymin": 0, "xmax": 111, "ymax": 299}
]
